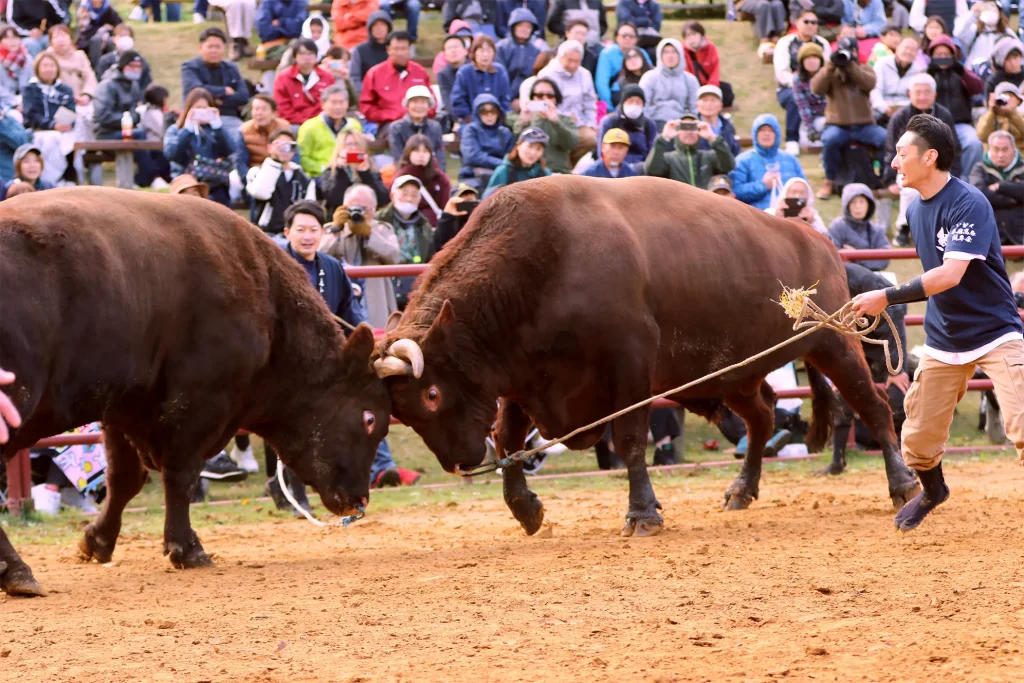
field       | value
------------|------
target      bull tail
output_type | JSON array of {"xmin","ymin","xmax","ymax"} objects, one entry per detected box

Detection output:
[{"xmin": 804, "ymin": 363, "xmax": 836, "ymax": 453}]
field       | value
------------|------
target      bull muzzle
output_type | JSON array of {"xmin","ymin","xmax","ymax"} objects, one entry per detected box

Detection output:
[{"xmin": 373, "ymin": 339, "xmax": 425, "ymax": 378}]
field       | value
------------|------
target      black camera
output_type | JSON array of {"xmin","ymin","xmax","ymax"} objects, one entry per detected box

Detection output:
[
  {"xmin": 348, "ymin": 206, "xmax": 365, "ymax": 224},
  {"xmin": 1014, "ymin": 291, "xmax": 1024, "ymax": 310},
  {"xmin": 995, "ymin": 95, "xmax": 1010, "ymax": 108},
  {"xmin": 831, "ymin": 50, "xmax": 853, "ymax": 67}
]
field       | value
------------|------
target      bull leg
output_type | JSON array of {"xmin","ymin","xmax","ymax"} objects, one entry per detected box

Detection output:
[
  {"xmin": 722, "ymin": 381, "xmax": 775, "ymax": 510},
  {"xmin": 79, "ymin": 428, "xmax": 148, "ymax": 563},
  {"xmin": 807, "ymin": 342, "xmax": 920, "ymax": 509},
  {"xmin": 496, "ymin": 400, "xmax": 545, "ymax": 535},
  {"xmin": 162, "ymin": 462, "xmax": 214, "ymax": 569},
  {"xmin": 614, "ymin": 404, "xmax": 663, "ymax": 537},
  {"xmin": 0, "ymin": 525, "xmax": 44, "ymax": 597}
]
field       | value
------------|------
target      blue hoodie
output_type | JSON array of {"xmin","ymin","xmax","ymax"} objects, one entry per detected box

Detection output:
[
  {"xmin": 496, "ymin": 8, "xmax": 545, "ymax": 97},
  {"xmin": 729, "ymin": 114, "xmax": 806, "ymax": 210},
  {"xmin": 451, "ymin": 59, "xmax": 513, "ymax": 119},
  {"xmin": 459, "ymin": 93, "xmax": 515, "ymax": 180},
  {"xmin": 256, "ymin": 0, "xmax": 308, "ymax": 43},
  {"xmin": 494, "ymin": 0, "xmax": 548, "ymax": 40}
]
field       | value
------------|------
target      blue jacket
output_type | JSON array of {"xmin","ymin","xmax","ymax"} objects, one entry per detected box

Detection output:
[
  {"xmin": 163, "ymin": 122, "xmax": 234, "ymax": 179},
  {"xmin": 698, "ymin": 114, "xmax": 741, "ymax": 157},
  {"xmin": 451, "ymin": 61, "xmax": 513, "ymax": 118},
  {"xmin": 284, "ymin": 245, "xmax": 364, "ymax": 326},
  {"xmin": 597, "ymin": 107, "xmax": 657, "ymax": 165},
  {"xmin": 459, "ymin": 93, "xmax": 515, "ymax": 179},
  {"xmin": 496, "ymin": 8, "xmax": 544, "ymax": 97},
  {"xmin": 615, "ymin": 0, "xmax": 662, "ymax": 31},
  {"xmin": 729, "ymin": 113, "xmax": 806, "ymax": 210},
  {"xmin": 841, "ymin": 0, "xmax": 886, "ymax": 38},
  {"xmin": 594, "ymin": 43, "xmax": 651, "ymax": 107},
  {"xmin": 4, "ymin": 177, "xmax": 55, "ymax": 195},
  {"xmin": 0, "ymin": 115, "xmax": 32, "ymax": 182},
  {"xmin": 180, "ymin": 57, "xmax": 250, "ymax": 119},
  {"xmin": 21, "ymin": 79, "xmax": 75, "ymax": 130},
  {"xmin": 495, "ymin": 0, "xmax": 548, "ymax": 39},
  {"xmin": 256, "ymin": 0, "xmax": 308, "ymax": 43},
  {"xmin": 582, "ymin": 160, "xmax": 640, "ymax": 178}
]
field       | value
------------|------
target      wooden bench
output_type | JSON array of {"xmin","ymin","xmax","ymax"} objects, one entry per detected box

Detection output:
[
  {"xmin": 249, "ymin": 57, "xmax": 281, "ymax": 72},
  {"xmin": 74, "ymin": 140, "xmax": 164, "ymax": 189}
]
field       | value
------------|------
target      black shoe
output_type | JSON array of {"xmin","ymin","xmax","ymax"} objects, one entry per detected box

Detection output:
[
  {"xmin": 374, "ymin": 468, "xmax": 402, "ymax": 488},
  {"xmin": 893, "ymin": 226, "xmax": 910, "ymax": 248},
  {"xmin": 200, "ymin": 452, "xmax": 249, "ymax": 482},
  {"xmin": 653, "ymin": 443, "xmax": 678, "ymax": 466},
  {"xmin": 595, "ymin": 440, "xmax": 626, "ymax": 470},
  {"xmin": 894, "ymin": 463, "xmax": 949, "ymax": 531},
  {"xmin": 191, "ymin": 478, "xmax": 209, "ymax": 503}
]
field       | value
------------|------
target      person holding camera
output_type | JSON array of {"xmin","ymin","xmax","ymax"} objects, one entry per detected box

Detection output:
[
  {"xmin": 510, "ymin": 77, "xmax": 578, "ymax": 174},
  {"xmin": 811, "ymin": 35, "xmax": 887, "ymax": 199},
  {"xmin": 164, "ymin": 87, "xmax": 235, "ymax": 206},
  {"xmin": 318, "ymin": 128, "xmax": 390, "ymax": 218},
  {"xmin": 246, "ymin": 128, "xmax": 316, "ymax": 236},
  {"xmin": 434, "ymin": 182, "xmax": 481, "ymax": 252},
  {"xmin": 976, "ymin": 81, "xmax": 1024, "ymax": 151},
  {"xmin": 644, "ymin": 112, "xmax": 735, "ymax": 189},
  {"xmin": 765, "ymin": 177, "xmax": 828, "ymax": 232},
  {"xmin": 969, "ymin": 130, "xmax": 1024, "ymax": 246}
]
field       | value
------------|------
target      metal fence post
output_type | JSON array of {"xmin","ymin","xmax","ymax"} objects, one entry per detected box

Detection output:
[{"xmin": 6, "ymin": 450, "xmax": 32, "ymax": 517}]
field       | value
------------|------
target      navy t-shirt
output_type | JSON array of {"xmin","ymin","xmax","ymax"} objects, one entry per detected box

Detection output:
[{"xmin": 907, "ymin": 176, "xmax": 1023, "ymax": 353}]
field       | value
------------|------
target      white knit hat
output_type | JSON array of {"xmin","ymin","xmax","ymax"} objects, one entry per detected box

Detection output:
[{"xmin": 402, "ymin": 85, "xmax": 435, "ymax": 109}]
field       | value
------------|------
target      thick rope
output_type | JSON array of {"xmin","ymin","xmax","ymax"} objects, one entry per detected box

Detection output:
[
  {"xmin": 467, "ymin": 290, "xmax": 902, "ymax": 475},
  {"xmin": 276, "ymin": 460, "xmax": 365, "ymax": 527}
]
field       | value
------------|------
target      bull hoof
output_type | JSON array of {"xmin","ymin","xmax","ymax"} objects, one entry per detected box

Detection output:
[
  {"xmin": 890, "ymin": 481, "xmax": 922, "ymax": 511},
  {"xmin": 508, "ymin": 492, "xmax": 545, "ymax": 536},
  {"xmin": 164, "ymin": 541, "xmax": 215, "ymax": 570},
  {"xmin": 78, "ymin": 524, "xmax": 116, "ymax": 564},
  {"xmin": 0, "ymin": 563, "xmax": 46, "ymax": 597},
  {"xmin": 723, "ymin": 483, "xmax": 756, "ymax": 510},
  {"xmin": 621, "ymin": 512, "xmax": 665, "ymax": 537},
  {"xmin": 815, "ymin": 460, "xmax": 846, "ymax": 477}
]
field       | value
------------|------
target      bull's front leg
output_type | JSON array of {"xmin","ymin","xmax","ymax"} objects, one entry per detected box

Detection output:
[
  {"xmin": 496, "ymin": 400, "xmax": 545, "ymax": 535},
  {"xmin": 613, "ymin": 406, "xmax": 663, "ymax": 537},
  {"xmin": 0, "ymin": 525, "xmax": 44, "ymax": 597},
  {"xmin": 162, "ymin": 465, "xmax": 214, "ymax": 569}
]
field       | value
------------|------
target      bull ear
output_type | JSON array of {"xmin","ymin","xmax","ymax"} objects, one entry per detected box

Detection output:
[
  {"xmin": 425, "ymin": 299, "xmax": 456, "ymax": 343},
  {"xmin": 342, "ymin": 323, "xmax": 376, "ymax": 371},
  {"xmin": 385, "ymin": 310, "xmax": 403, "ymax": 334}
]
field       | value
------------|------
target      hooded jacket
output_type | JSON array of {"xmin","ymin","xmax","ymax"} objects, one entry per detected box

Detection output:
[
  {"xmin": 21, "ymin": 77, "xmax": 75, "ymax": 131},
  {"xmin": 729, "ymin": 114, "xmax": 807, "ymax": 210},
  {"xmin": 257, "ymin": 0, "xmax": 308, "ymax": 43},
  {"xmin": 639, "ymin": 39, "xmax": 700, "ymax": 124},
  {"xmin": 96, "ymin": 50, "xmax": 153, "ymax": 94},
  {"xmin": 827, "ymin": 182, "xmax": 891, "ymax": 269},
  {"xmin": 302, "ymin": 13, "xmax": 334, "ymax": 58},
  {"xmin": 596, "ymin": 84, "xmax": 657, "ymax": 164},
  {"xmin": 765, "ymin": 177, "xmax": 828, "ymax": 234},
  {"xmin": 984, "ymin": 38, "xmax": 1024, "ymax": 98},
  {"xmin": 870, "ymin": 53, "xmax": 927, "ymax": 116},
  {"xmin": 347, "ymin": 8, "xmax": 391, "ymax": 92},
  {"xmin": 92, "ymin": 65, "xmax": 144, "ymax": 138},
  {"xmin": 883, "ymin": 101, "xmax": 961, "ymax": 184},
  {"xmin": 644, "ymin": 131, "xmax": 735, "ymax": 189},
  {"xmin": 334, "ymin": 0, "xmax": 382, "ymax": 52},
  {"xmin": 451, "ymin": 59, "xmax": 513, "ymax": 118},
  {"xmin": 495, "ymin": 0, "xmax": 548, "ymax": 39},
  {"xmin": 594, "ymin": 41, "xmax": 652, "ymax": 106},
  {"xmin": 538, "ymin": 51, "xmax": 598, "ymax": 129},
  {"xmin": 496, "ymin": 8, "xmax": 544, "ymax": 97},
  {"xmin": 969, "ymin": 147, "xmax": 1024, "ymax": 245},
  {"xmin": 459, "ymin": 93, "xmax": 515, "ymax": 178},
  {"xmin": 484, "ymin": 152, "xmax": 552, "ymax": 197},
  {"xmin": 810, "ymin": 57, "xmax": 877, "ymax": 126}
]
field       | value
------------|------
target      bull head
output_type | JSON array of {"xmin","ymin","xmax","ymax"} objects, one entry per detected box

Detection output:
[{"xmin": 374, "ymin": 339, "xmax": 424, "ymax": 378}]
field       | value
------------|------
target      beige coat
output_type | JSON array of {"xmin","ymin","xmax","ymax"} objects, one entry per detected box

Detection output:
[
  {"xmin": 43, "ymin": 48, "xmax": 98, "ymax": 98},
  {"xmin": 321, "ymin": 220, "xmax": 400, "ymax": 329}
]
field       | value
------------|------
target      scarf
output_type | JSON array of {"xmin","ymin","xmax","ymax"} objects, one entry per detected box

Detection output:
[
  {"xmin": 87, "ymin": 0, "xmax": 111, "ymax": 23},
  {"xmin": 984, "ymin": 149, "xmax": 1021, "ymax": 176},
  {"xmin": 0, "ymin": 44, "xmax": 28, "ymax": 81}
]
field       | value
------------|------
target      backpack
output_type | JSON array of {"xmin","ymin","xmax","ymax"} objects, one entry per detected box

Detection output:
[{"xmin": 834, "ymin": 142, "xmax": 881, "ymax": 195}]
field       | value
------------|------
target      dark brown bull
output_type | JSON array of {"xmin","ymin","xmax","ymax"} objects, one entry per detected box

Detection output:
[
  {"xmin": 375, "ymin": 176, "xmax": 921, "ymax": 537},
  {"xmin": 0, "ymin": 188, "xmax": 389, "ymax": 596}
]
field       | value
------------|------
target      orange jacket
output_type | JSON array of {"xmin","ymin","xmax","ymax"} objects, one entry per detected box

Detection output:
[{"xmin": 332, "ymin": 0, "xmax": 380, "ymax": 51}]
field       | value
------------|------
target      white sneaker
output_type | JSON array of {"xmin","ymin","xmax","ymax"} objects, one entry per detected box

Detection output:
[
  {"xmin": 193, "ymin": 13, "xmax": 206, "ymax": 24},
  {"xmin": 230, "ymin": 444, "xmax": 260, "ymax": 474},
  {"xmin": 150, "ymin": 177, "xmax": 170, "ymax": 190},
  {"xmin": 784, "ymin": 141, "xmax": 801, "ymax": 156}
]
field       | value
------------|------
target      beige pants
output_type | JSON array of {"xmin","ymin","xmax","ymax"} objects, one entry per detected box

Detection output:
[
  {"xmin": 213, "ymin": 0, "xmax": 257, "ymax": 40},
  {"xmin": 902, "ymin": 339, "xmax": 1024, "ymax": 470}
]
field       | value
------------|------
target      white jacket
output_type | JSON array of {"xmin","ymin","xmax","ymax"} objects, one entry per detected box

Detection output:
[
  {"xmin": 908, "ymin": 0, "xmax": 967, "ymax": 33},
  {"xmin": 869, "ymin": 55, "xmax": 927, "ymax": 116},
  {"xmin": 953, "ymin": 13, "xmax": 1016, "ymax": 70},
  {"xmin": 773, "ymin": 34, "xmax": 831, "ymax": 89}
]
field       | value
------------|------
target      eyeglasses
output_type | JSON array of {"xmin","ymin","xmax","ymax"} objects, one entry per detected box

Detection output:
[
  {"xmin": 802, "ymin": 18, "xmax": 818, "ymax": 24},
  {"xmin": 533, "ymin": 92, "xmax": 556, "ymax": 100}
]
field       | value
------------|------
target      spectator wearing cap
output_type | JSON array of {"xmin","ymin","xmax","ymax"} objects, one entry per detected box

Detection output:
[
  {"xmin": 644, "ymin": 112, "xmax": 735, "ymax": 189},
  {"xmin": 695, "ymin": 84, "xmax": 740, "ymax": 157},
  {"xmin": 773, "ymin": 10, "xmax": 831, "ymax": 157},
  {"xmin": 256, "ymin": 0, "xmax": 308, "ymax": 62},
  {"xmin": 595, "ymin": 22, "xmax": 651, "ymax": 108},
  {"xmin": 383, "ymin": 85, "xmax": 443, "ymax": 170},
  {"xmin": 297, "ymin": 83, "xmax": 363, "ymax": 178},
  {"xmin": 273, "ymin": 38, "xmax": 337, "ymax": 126},
  {"xmin": 582, "ymin": 127, "xmax": 640, "ymax": 178},
  {"xmin": 510, "ymin": 77, "xmax": 578, "ymax": 174},
  {"xmin": 970, "ymin": 130, "xmax": 1023, "ymax": 246},
  {"xmin": 954, "ymin": 3, "xmax": 1015, "ymax": 73},
  {"xmin": 707, "ymin": 173, "xmax": 734, "ymax": 198},
  {"xmin": 639, "ymin": 38, "xmax": 699, "ymax": 132},
  {"xmin": 730, "ymin": 113, "xmax": 806, "ymax": 210},
  {"xmin": 3, "ymin": 143, "xmax": 53, "ymax": 195},
  {"xmin": 484, "ymin": 126, "xmax": 551, "ymax": 197},
  {"xmin": 985, "ymin": 37, "xmax": 1022, "ymax": 99},
  {"xmin": 437, "ymin": 33, "xmax": 470, "ymax": 115},
  {"xmin": 434, "ymin": 182, "xmax": 480, "ymax": 251},
  {"xmin": 841, "ymin": 0, "xmax": 887, "ymax": 39},
  {"xmin": 360, "ymin": 31, "xmax": 432, "ymax": 133},
  {"xmin": 496, "ymin": 8, "xmax": 546, "ymax": 104},
  {"xmin": 247, "ymin": 128, "xmax": 316, "ymax": 235},
  {"xmin": 346, "ymin": 9, "xmax": 392, "ymax": 92},
  {"xmin": 977, "ymin": 81, "xmax": 1024, "ymax": 151},
  {"xmin": 596, "ymin": 83, "xmax": 657, "ymax": 168},
  {"xmin": 241, "ymin": 94, "xmax": 293, "ymax": 170},
  {"xmin": 792, "ymin": 42, "xmax": 828, "ymax": 146},
  {"xmin": 451, "ymin": 35, "xmax": 512, "ymax": 120},
  {"xmin": 95, "ymin": 24, "xmax": 153, "ymax": 93},
  {"xmin": 538, "ymin": 40, "xmax": 598, "ymax": 162},
  {"xmin": 459, "ymin": 93, "xmax": 515, "ymax": 185},
  {"xmin": 377, "ymin": 174, "xmax": 434, "ymax": 308},
  {"xmin": 616, "ymin": 0, "xmax": 662, "ymax": 37},
  {"xmin": 927, "ymin": 33, "xmax": 984, "ymax": 181},
  {"xmin": 682, "ymin": 21, "xmax": 733, "ymax": 108},
  {"xmin": 869, "ymin": 36, "xmax": 924, "ymax": 126}
]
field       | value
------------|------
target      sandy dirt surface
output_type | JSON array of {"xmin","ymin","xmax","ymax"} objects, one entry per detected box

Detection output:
[{"xmin": 4, "ymin": 460, "xmax": 1024, "ymax": 682}]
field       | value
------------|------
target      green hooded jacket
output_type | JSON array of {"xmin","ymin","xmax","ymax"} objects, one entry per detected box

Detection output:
[{"xmin": 644, "ymin": 134, "xmax": 735, "ymax": 189}]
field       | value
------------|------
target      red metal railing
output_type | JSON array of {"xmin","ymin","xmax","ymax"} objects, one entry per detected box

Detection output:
[{"xmin": 7, "ymin": 246, "xmax": 1022, "ymax": 514}]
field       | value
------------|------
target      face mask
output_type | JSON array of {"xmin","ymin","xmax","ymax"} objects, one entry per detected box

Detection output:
[
  {"xmin": 114, "ymin": 36, "xmax": 134, "ymax": 52},
  {"xmin": 932, "ymin": 56, "xmax": 954, "ymax": 68},
  {"xmin": 394, "ymin": 200, "xmax": 419, "ymax": 217},
  {"xmin": 622, "ymin": 103, "xmax": 643, "ymax": 119},
  {"xmin": 980, "ymin": 10, "xmax": 999, "ymax": 26},
  {"xmin": 124, "ymin": 69, "xmax": 142, "ymax": 81}
]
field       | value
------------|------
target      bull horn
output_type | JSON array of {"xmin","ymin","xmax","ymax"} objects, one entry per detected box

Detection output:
[
  {"xmin": 388, "ymin": 339, "xmax": 424, "ymax": 379},
  {"xmin": 374, "ymin": 356, "xmax": 414, "ymax": 378}
]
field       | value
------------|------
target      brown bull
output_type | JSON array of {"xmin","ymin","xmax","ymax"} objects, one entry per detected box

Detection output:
[
  {"xmin": 0, "ymin": 188, "xmax": 389, "ymax": 596},
  {"xmin": 376, "ymin": 176, "xmax": 921, "ymax": 537}
]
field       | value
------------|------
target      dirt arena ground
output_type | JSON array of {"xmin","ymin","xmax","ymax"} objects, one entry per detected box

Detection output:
[{"xmin": 4, "ymin": 459, "xmax": 1024, "ymax": 682}]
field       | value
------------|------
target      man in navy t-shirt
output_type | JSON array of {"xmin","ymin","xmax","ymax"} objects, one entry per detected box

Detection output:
[{"xmin": 852, "ymin": 114, "xmax": 1024, "ymax": 532}]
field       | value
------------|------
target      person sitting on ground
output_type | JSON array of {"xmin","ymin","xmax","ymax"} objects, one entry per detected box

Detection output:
[
  {"xmin": 545, "ymin": 0, "xmax": 607, "ymax": 44},
  {"xmin": 640, "ymin": 38, "xmax": 699, "ymax": 132},
  {"xmin": 359, "ymin": 31, "xmax": 432, "ymax": 136},
  {"xmin": 644, "ymin": 112, "xmax": 735, "ymax": 189},
  {"xmin": 583, "ymin": 127, "xmax": 640, "ymax": 178},
  {"xmin": 304, "ymin": 14, "xmax": 333, "ymax": 59},
  {"xmin": 774, "ymin": 10, "xmax": 831, "ymax": 156},
  {"xmin": 977, "ymin": 82, "xmax": 1024, "ymax": 150},
  {"xmin": 969, "ymin": 129, "xmax": 1024, "ymax": 246},
  {"xmin": 257, "ymin": 0, "xmax": 308, "ymax": 62},
  {"xmin": 495, "ymin": 0, "xmax": 548, "ymax": 41},
  {"xmin": 181, "ymin": 27, "xmax": 250, "ymax": 154},
  {"xmin": 811, "ymin": 35, "xmax": 887, "ymax": 199},
  {"xmin": 6, "ymin": 0, "xmax": 69, "ymax": 57},
  {"xmin": 793, "ymin": 42, "xmax": 829, "ymax": 146},
  {"xmin": 3, "ymin": 143, "xmax": 53, "ymax": 194},
  {"xmin": 496, "ymin": 7, "xmax": 545, "ymax": 107},
  {"xmin": 985, "ymin": 37, "xmax": 1023, "ymax": 97},
  {"xmin": 241, "ymin": 93, "xmax": 293, "ymax": 170},
  {"xmin": 164, "ymin": 88, "xmax": 234, "ymax": 207},
  {"xmin": 95, "ymin": 24, "xmax": 152, "ymax": 93},
  {"xmin": 459, "ymin": 92, "xmax": 515, "ymax": 185},
  {"xmin": 451, "ymin": 35, "xmax": 512, "ymax": 120},
  {"xmin": 320, "ymin": 46, "xmax": 360, "ymax": 109},
  {"xmin": 614, "ymin": 46, "xmax": 652, "ymax": 103},
  {"xmin": 247, "ymin": 128, "xmax": 315, "ymax": 236},
  {"xmin": 707, "ymin": 173, "xmax": 734, "ymax": 198},
  {"xmin": 509, "ymin": 77, "xmax": 578, "ymax": 174},
  {"xmin": 393, "ymin": 133, "xmax": 450, "ymax": 226},
  {"xmin": 538, "ymin": 39, "xmax": 598, "ymax": 163},
  {"xmin": 681, "ymin": 21, "xmax": 733, "ymax": 108},
  {"xmin": 616, "ymin": 0, "xmax": 662, "ymax": 42},
  {"xmin": 437, "ymin": 32, "xmax": 469, "ymax": 116},
  {"xmin": 596, "ymin": 83, "xmax": 657, "ymax": 169},
  {"xmin": 334, "ymin": 0, "xmax": 382, "ymax": 53},
  {"xmin": 377, "ymin": 173, "xmax": 434, "ymax": 307},
  {"xmin": 927, "ymin": 34, "xmax": 985, "ymax": 181},
  {"xmin": 273, "ymin": 38, "xmax": 336, "ymax": 126},
  {"xmin": 0, "ymin": 25, "xmax": 33, "ymax": 110},
  {"xmin": 297, "ymin": 83, "xmax": 362, "ymax": 178},
  {"xmin": 595, "ymin": 22, "xmax": 651, "ymax": 108},
  {"xmin": 827, "ymin": 182, "xmax": 891, "ymax": 268},
  {"xmin": 434, "ymin": 182, "xmax": 481, "ymax": 251},
  {"xmin": 867, "ymin": 23, "xmax": 904, "ymax": 68},
  {"xmin": 21, "ymin": 52, "xmax": 77, "ymax": 187},
  {"xmin": 870, "ymin": 36, "xmax": 925, "ymax": 126},
  {"xmin": 484, "ymin": 125, "xmax": 551, "ymax": 197},
  {"xmin": 953, "ymin": 1, "xmax": 1015, "ymax": 72},
  {"xmin": 318, "ymin": 127, "xmax": 390, "ymax": 217},
  {"xmin": 563, "ymin": 19, "xmax": 602, "ymax": 77},
  {"xmin": 745, "ymin": 0, "xmax": 789, "ymax": 46},
  {"xmin": 766, "ymin": 177, "xmax": 828, "ymax": 233},
  {"xmin": 346, "ymin": 8, "xmax": 391, "ymax": 92},
  {"xmin": 695, "ymin": 84, "xmax": 740, "ymax": 157},
  {"xmin": 77, "ymin": 0, "xmax": 122, "ymax": 69},
  {"xmin": 730, "ymin": 113, "xmax": 807, "ymax": 210},
  {"xmin": 841, "ymin": 0, "xmax": 887, "ymax": 40},
  {"xmin": 0, "ymin": 107, "xmax": 32, "ymax": 182},
  {"xmin": 378, "ymin": 0, "xmax": 422, "ymax": 45},
  {"xmin": 43, "ymin": 24, "xmax": 97, "ymax": 112}
]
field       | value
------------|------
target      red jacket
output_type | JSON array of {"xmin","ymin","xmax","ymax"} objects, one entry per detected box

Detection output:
[
  {"xmin": 273, "ymin": 65, "xmax": 337, "ymax": 125},
  {"xmin": 684, "ymin": 40, "xmax": 720, "ymax": 87},
  {"xmin": 359, "ymin": 59, "xmax": 432, "ymax": 125}
]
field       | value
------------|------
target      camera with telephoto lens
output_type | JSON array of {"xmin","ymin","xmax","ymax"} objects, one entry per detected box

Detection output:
[
  {"xmin": 348, "ymin": 207, "xmax": 365, "ymax": 224},
  {"xmin": 995, "ymin": 95, "xmax": 1010, "ymax": 108},
  {"xmin": 831, "ymin": 50, "xmax": 853, "ymax": 67}
]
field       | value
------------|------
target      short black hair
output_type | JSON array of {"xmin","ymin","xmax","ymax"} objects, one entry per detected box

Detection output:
[
  {"xmin": 284, "ymin": 200, "xmax": 325, "ymax": 229},
  {"xmin": 565, "ymin": 19, "xmax": 589, "ymax": 33},
  {"xmin": 199, "ymin": 27, "xmax": 227, "ymax": 44},
  {"xmin": 269, "ymin": 128, "xmax": 296, "ymax": 144},
  {"xmin": 294, "ymin": 38, "xmax": 319, "ymax": 55},
  {"xmin": 386, "ymin": 30, "xmax": 412, "ymax": 46},
  {"xmin": 144, "ymin": 84, "xmax": 169, "ymax": 107},
  {"xmin": 531, "ymin": 77, "xmax": 563, "ymax": 105},
  {"xmin": 250, "ymin": 93, "xmax": 278, "ymax": 111},
  {"xmin": 615, "ymin": 21, "xmax": 637, "ymax": 36},
  {"xmin": 905, "ymin": 113, "xmax": 955, "ymax": 171},
  {"xmin": 882, "ymin": 23, "xmax": 902, "ymax": 35}
]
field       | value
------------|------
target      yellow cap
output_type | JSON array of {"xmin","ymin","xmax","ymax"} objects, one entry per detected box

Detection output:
[{"xmin": 602, "ymin": 128, "xmax": 630, "ymax": 146}]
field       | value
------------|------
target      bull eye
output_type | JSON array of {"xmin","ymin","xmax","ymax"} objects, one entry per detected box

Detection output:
[
  {"xmin": 362, "ymin": 411, "xmax": 376, "ymax": 433},
  {"xmin": 424, "ymin": 386, "xmax": 441, "ymax": 411}
]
